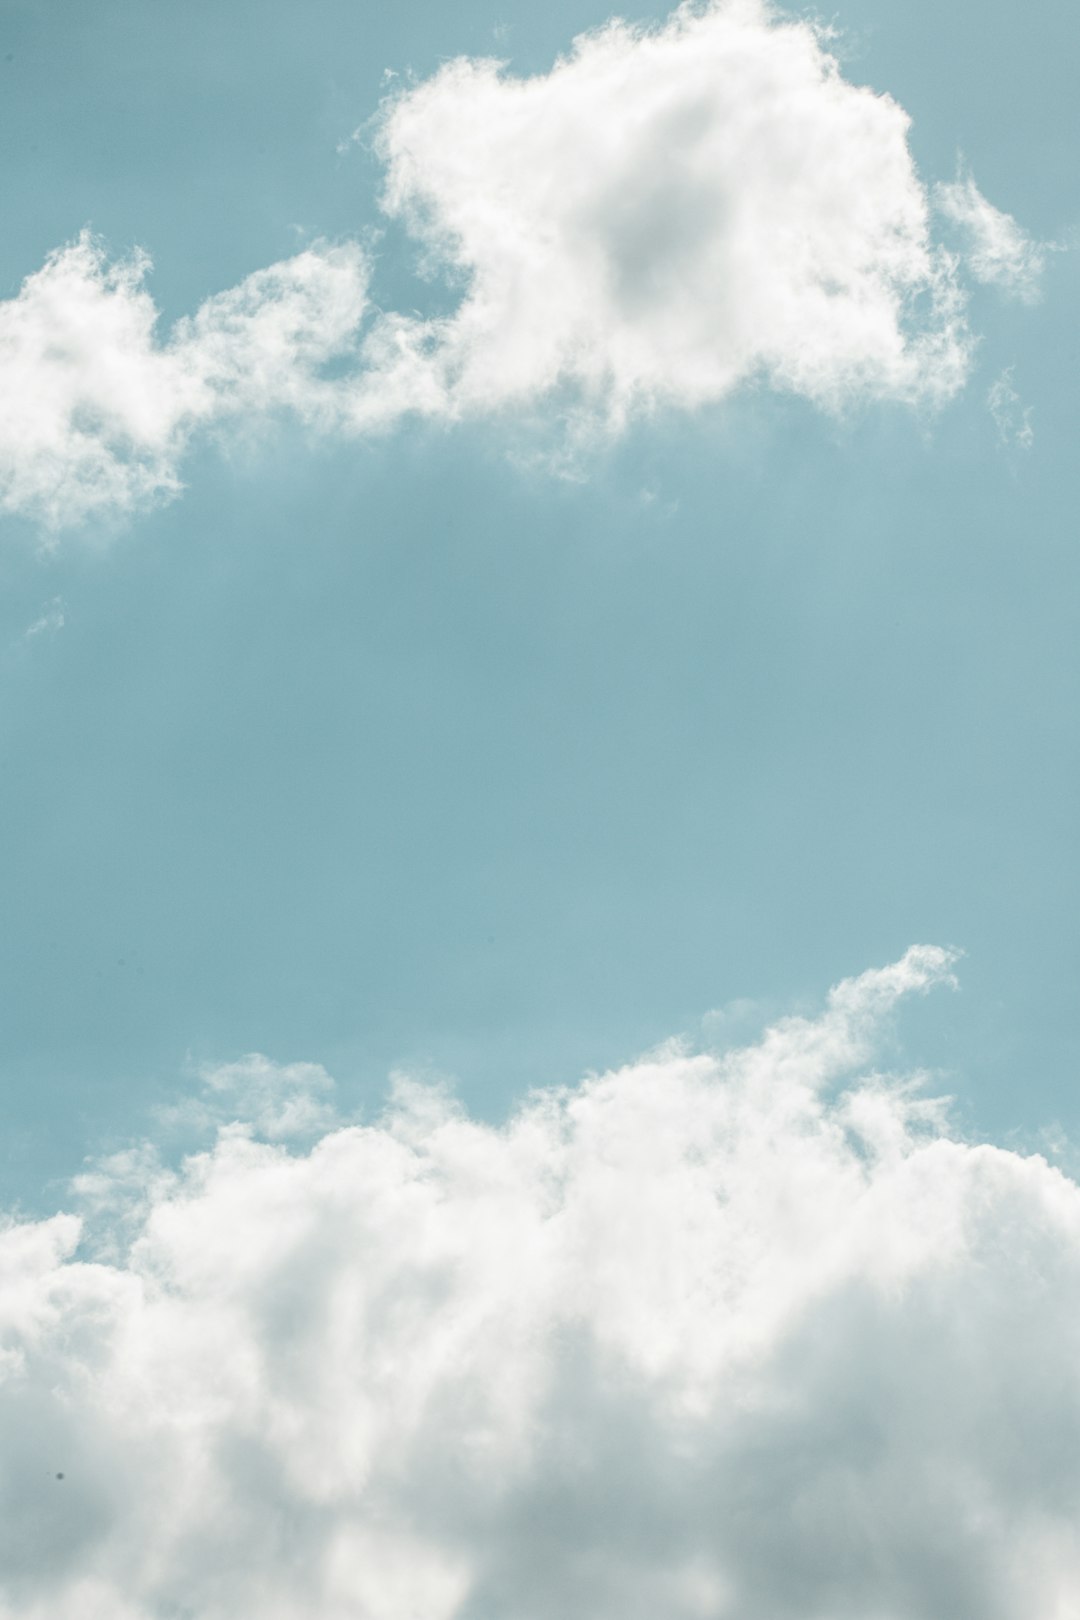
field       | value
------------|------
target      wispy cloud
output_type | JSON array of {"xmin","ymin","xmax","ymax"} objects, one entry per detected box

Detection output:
[
  {"xmin": 23, "ymin": 596, "xmax": 65, "ymax": 639},
  {"xmin": 4, "ymin": 947, "xmax": 1080, "ymax": 1617},
  {"xmin": 935, "ymin": 169, "xmax": 1047, "ymax": 302},
  {"xmin": 988, "ymin": 366, "xmax": 1035, "ymax": 449},
  {"xmin": 162, "ymin": 1053, "xmax": 340, "ymax": 1142}
]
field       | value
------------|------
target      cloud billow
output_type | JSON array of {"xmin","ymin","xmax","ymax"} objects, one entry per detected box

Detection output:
[
  {"xmin": 0, "ymin": 233, "xmax": 371, "ymax": 531},
  {"xmin": 2, "ymin": 945, "xmax": 1080, "ymax": 1617},
  {"xmin": 369, "ymin": 0, "xmax": 972, "ymax": 428},
  {"xmin": 0, "ymin": 1, "xmax": 1045, "ymax": 534}
]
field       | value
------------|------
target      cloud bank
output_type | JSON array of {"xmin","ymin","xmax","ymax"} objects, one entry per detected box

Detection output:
[
  {"xmin": 0, "ymin": 0, "xmax": 1043, "ymax": 531},
  {"xmin": 3, "ymin": 946, "xmax": 1080, "ymax": 1618}
]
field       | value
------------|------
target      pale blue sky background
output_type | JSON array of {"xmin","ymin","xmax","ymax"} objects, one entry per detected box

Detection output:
[{"xmin": 0, "ymin": 0, "xmax": 1077, "ymax": 1208}]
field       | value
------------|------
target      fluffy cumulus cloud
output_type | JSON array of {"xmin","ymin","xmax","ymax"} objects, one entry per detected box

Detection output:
[
  {"xmin": 370, "ymin": 0, "xmax": 970, "ymax": 429},
  {"xmin": 0, "ymin": 1, "xmax": 1041, "ymax": 530},
  {"xmin": 0, "ymin": 232, "xmax": 371, "ymax": 530},
  {"xmin": 3, "ymin": 946, "xmax": 1080, "ymax": 1619}
]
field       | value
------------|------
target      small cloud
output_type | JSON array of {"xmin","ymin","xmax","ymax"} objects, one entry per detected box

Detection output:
[
  {"xmin": 988, "ymin": 366, "xmax": 1035, "ymax": 449},
  {"xmin": 23, "ymin": 595, "xmax": 65, "ymax": 639},
  {"xmin": 700, "ymin": 995, "xmax": 767, "ymax": 1045},
  {"xmin": 192, "ymin": 1052, "xmax": 339, "ymax": 1141},
  {"xmin": 935, "ymin": 168, "xmax": 1046, "ymax": 302},
  {"xmin": 638, "ymin": 482, "xmax": 680, "ymax": 521},
  {"xmin": 0, "ymin": 230, "xmax": 373, "ymax": 532},
  {"xmin": 1039, "ymin": 1122, "xmax": 1069, "ymax": 1160}
]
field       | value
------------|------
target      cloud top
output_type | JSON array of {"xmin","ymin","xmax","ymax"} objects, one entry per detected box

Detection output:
[{"xmin": 3, "ymin": 945, "xmax": 1080, "ymax": 1618}]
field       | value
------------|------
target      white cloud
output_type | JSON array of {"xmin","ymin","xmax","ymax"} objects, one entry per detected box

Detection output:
[
  {"xmin": 935, "ymin": 172, "xmax": 1047, "ymax": 302},
  {"xmin": 188, "ymin": 1053, "xmax": 339, "ymax": 1142},
  {"xmin": 3, "ymin": 946, "xmax": 1080, "ymax": 1617},
  {"xmin": 988, "ymin": 365, "xmax": 1035, "ymax": 449},
  {"xmin": 367, "ymin": 0, "xmax": 972, "ymax": 434},
  {"xmin": 22, "ymin": 596, "xmax": 65, "ymax": 639},
  {"xmin": 0, "ymin": 231, "xmax": 371, "ymax": 532},
  {"xmin": 0, "ymin": 3, "xmax": 1047, "ymax": 532}
]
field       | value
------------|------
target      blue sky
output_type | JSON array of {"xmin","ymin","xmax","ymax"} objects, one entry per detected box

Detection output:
[
  {"xmin": 1, "ymin": 0, "xmax": 1076, "ymax": 1204},
  {"xmin": 1, "ymin": 2, "xmax": 1079, "ymax": 1613}
]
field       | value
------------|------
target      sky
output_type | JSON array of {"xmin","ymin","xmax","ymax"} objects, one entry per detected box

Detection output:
[{"xmin": 0, "ymin": 0, "xmax": 1078, "ymax": 1615}]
